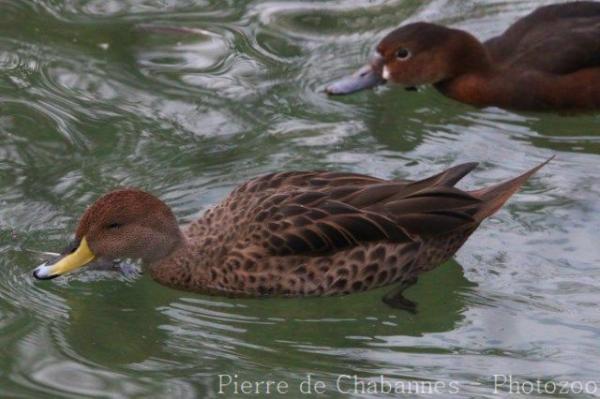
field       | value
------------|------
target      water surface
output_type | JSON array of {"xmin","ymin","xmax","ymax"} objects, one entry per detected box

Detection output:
[{"xmin": 1, "ymin": 0, "xmax": 599, "ymax": 397}]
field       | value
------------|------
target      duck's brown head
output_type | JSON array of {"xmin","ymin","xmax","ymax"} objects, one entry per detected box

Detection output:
[
  {"xmin": 33, "ymin": 189, "xmax": 182, "ymax": 280},
  {"xmin": 326, "ymin": 22, "xmax": 490, "ymax": 95}
]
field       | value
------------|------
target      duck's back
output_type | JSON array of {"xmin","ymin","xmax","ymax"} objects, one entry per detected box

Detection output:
[
  {"xmin": 176, "ymin": 167, "xmax": 483, "ymax": 296},
  {"xmin": 484, "ymin": 1, "xmax": 600, "ymax": 74}
]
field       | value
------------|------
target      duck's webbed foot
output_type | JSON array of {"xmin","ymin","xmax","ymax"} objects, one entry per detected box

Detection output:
[{"xmin": 382, "ymin": 277, "xmax": 418, "ymax": 313}]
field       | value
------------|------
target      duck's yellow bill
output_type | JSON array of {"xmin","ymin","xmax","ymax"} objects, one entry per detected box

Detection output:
[{"xmin": 33, "ymin": 237, "xmax": 95, "ymax": 280}]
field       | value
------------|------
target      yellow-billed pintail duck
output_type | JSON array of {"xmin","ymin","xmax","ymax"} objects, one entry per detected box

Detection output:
[{"xmin": 33, "ymin": 159, "xmax": 550, "ymax": 311}]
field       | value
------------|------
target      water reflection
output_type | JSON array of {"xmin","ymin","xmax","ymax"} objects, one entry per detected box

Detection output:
[{"xmin": 44, "ymin": 259, "xmax": 472, "ymax": 367}]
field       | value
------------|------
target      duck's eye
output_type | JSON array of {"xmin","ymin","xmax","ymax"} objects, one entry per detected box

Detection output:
[
  {"xmin": 106, "ymin": 222, "xmax": 122, "ymax": 230},
  {"xmin": 396, "ymin": 48, "xmax": 411, "ymax": 60}
]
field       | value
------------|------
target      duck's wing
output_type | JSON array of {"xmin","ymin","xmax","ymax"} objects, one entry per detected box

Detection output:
[
  {"xmin": 231, "ymin": 171, "xmax": 386, "ymax": 196},
  {"xmin": 253, "ymin": 193, "xmax": 414, "ymax": 256},
  {"xmin": 234, "ymin": 162, "xmax": 478, "ymax": 196},
  {"xmin": 350, "ymin": 185, "xmax": 482, "ymax": 238},
  {"xmin": 485, "ymin": 2, "xmax": 600, "ymax": 73},
  {"xmin": 246, "ymin": 163, "xmax": 484, "ymax": 257}
]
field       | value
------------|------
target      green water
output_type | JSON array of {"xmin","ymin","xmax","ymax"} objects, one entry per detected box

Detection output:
[{"xmin": 1, "ymin": 0, "xmax": 599, "ymax": 397}]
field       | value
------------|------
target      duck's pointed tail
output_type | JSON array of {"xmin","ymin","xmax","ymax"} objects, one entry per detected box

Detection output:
[{"xmin": 470, "ymin": 156, "xmax": 553, "ymax": 221}]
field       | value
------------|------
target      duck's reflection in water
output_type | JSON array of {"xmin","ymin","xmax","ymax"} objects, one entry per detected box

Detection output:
[{"xmin": 60, "ymin": 257, "xmax": 472, "ymax": 369}]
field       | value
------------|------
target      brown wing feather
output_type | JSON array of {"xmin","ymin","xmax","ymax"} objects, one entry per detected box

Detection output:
[
  {"xmin": 379, "ymin": 186, "xmax": 481, "ymax": 237},
  {"xmin": 233, "ymin": 170, "xmax": 386, "ymax": 196},
  {"xmin": 258, "ymin": 196, "xmax": 413, "ymax": 256},
  {"xmin": 327, "ymin": 162, "xmax": 479, "ymax": 207},
  {"xmin": 230, "ymin": 160, "xmax": 549, "ymax": 261},
  {"xmin": 245, "ymin": 165, "xmax": 484, "ymax": 257},
  {"xmin": 234, "ymin": 163, "xmax": 477, "ymax": 199}
]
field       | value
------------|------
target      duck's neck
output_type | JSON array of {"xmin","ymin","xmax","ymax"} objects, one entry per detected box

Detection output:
[
  {"xmin": 434, "ymin": 73, "xmax": 497, "ymax": 107},
  {"xmin": 450, "ymin": 30, "xmax": 493, "ymax": 76},
  {"xmin": 148, "ymin": 237, "xmax": 207, "ymax": 291},
  {"xmin": 433, "ymin": 30, "xmax": 497, "ymax": 107}
]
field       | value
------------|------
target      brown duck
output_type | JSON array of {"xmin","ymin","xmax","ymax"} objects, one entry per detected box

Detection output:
[
  {"xmin": 33, "ymin": 159, "xmax": 550, "ymax": 310},
  {"xmin": 326, "ymin": 2, "xmax": 600, "ymax": 111}
]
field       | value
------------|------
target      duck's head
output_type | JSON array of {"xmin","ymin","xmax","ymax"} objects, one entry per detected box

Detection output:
[
  {"xmin": 326, "ymin": 22, "xmax": 489, "ymax": 95},
  {"xmin": 33, "ymin": 189, "xmax": 182, "ymax": 280}
]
